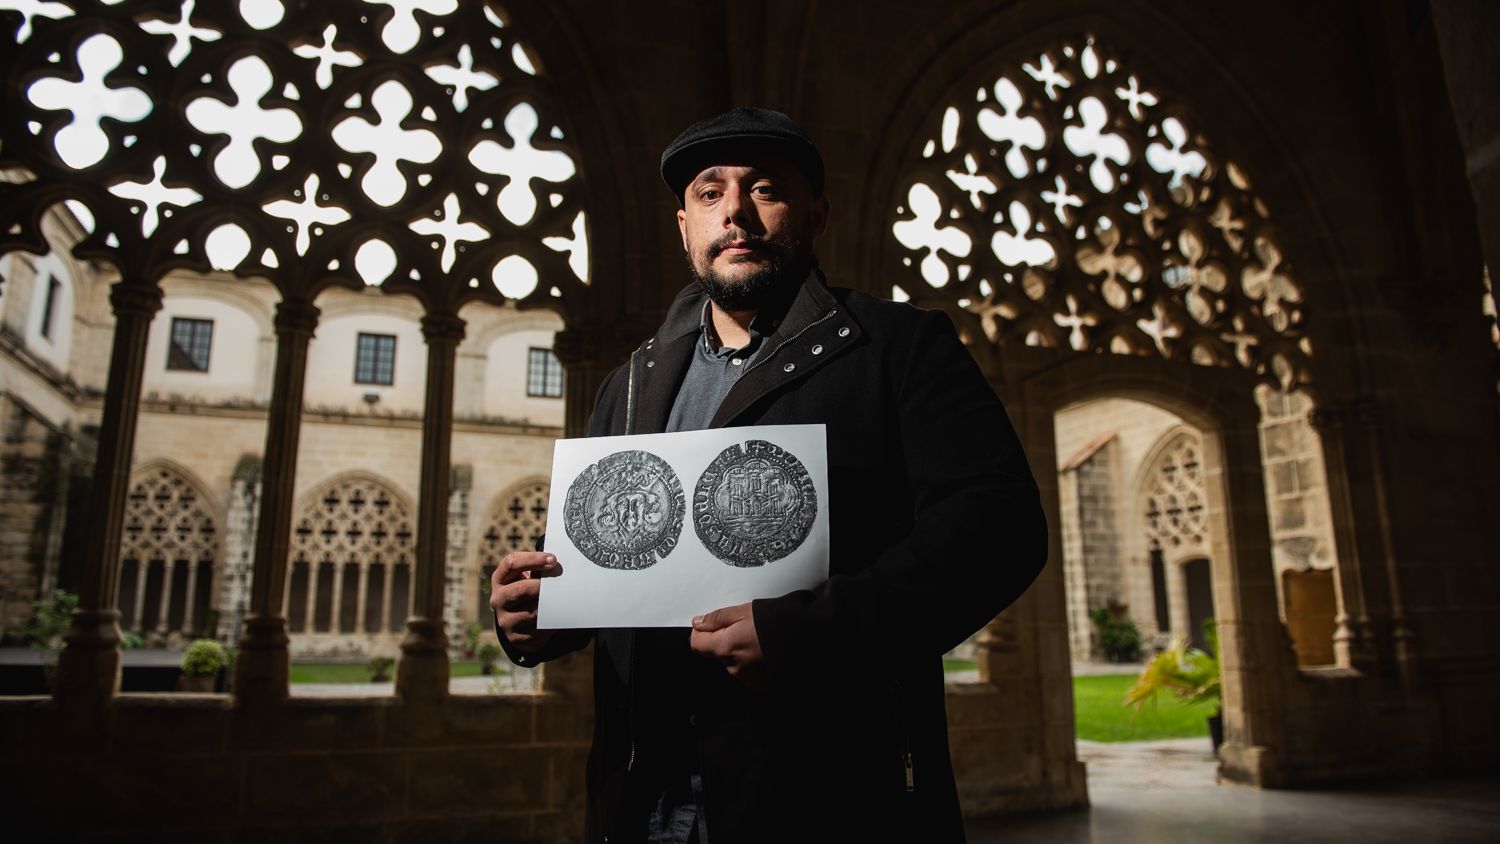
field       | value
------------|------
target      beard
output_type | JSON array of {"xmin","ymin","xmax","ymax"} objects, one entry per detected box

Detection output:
[{"xmin": 688, "ymin": 228, "xmax": 811, "ymax": 312}]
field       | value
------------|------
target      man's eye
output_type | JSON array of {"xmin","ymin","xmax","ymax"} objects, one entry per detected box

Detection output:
[
  {"xmin": 699, "ymin": 190, "xmax": 720, "ymax": 201},
  {"xmin": 752, "ymin": 184, "xmax": 776, "ymax": 197}
]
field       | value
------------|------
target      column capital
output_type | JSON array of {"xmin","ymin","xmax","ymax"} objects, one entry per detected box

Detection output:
[
  {"xmin": 420, "ymin": 312, "xmax": 466, "ymax": 345},
  {"xmin": 108, "ymin": 281, "xmax": 163, "ymax": 318},
  {"xmin": 273, "ymin": 298, "xmax": 320, "ymax": 337}
]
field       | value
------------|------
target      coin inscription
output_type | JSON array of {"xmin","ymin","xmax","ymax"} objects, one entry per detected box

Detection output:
[
  {"xmin": 694, "ymin": 439, "xmax": 817, "ymax": 567},
  {"xmin": 564, "ymin": 450, "xmax": 684, "ymax": 570}
]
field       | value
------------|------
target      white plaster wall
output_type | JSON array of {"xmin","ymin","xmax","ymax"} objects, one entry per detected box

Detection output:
[
  {"xmin": 304, "ymin": 313, "xmax": 426, "ymax": 415},
  {"xmin": 483, "ymin": 329, "xmax": 565, "ymax": 426},
  {"xmin": 141, "ymin": 296, "xmax": 263, "ymax": 402},
  {"xmin": 18, "ymin": 252, "xmax": 75, "ymax": 374}
]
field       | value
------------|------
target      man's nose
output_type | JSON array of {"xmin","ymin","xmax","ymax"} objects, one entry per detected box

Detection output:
[{"xmin": 721, "ymin": 187, "xmax": 756, "ymax": 230}]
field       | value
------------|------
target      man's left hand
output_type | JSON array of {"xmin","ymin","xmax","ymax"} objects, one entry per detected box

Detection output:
[{"xmin": 690, "ymin": 603, "xmax": 765, "ymax": 691}]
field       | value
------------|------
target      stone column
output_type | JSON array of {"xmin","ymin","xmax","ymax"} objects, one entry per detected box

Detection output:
[
  {"xmin": 217, "ymin": 456, "xmax": 262, "ymax": 643},
  {"xmin": 1207, "ymin": 403, "xmax": 1297, "ymax": 786},
  {"xmin": 53, "ymin": 281, "xmax": 162, "ymax": 706},
  {"xmin": 1308, "ymin": 405, "xmax": 1375, "ymax": 669},
  {"xmin": 1353, "ymin": 398, "xmax": 1419, "ymax": 688},
  {"xmin": 396, "ymin": 311, "xmax": 465, "ymax": 701},
  {"xmin": 234, "ymin": 298, "xmax": 319, "ymax": 704}
]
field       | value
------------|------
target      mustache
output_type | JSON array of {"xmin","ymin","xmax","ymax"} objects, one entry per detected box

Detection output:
[{"xmin": 707, "ymin": 231, "xmax": 782, "ymax": 260}]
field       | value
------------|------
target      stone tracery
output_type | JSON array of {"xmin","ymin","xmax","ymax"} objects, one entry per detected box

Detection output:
[
  {"xmin": 287, "ymin": 476, "xmax": 415, "ymax": 636},
  {"xmin": 1142, "ymin": 431, "xmax": 1209, "ymax": 561},
  {"xmin": 118, "ymin": 464, "xmax": 220, "ymax": 639},
  {"xmin": 0, "ymin": 0, "xmax": 590, "ymax": 305},
  {"xmin": 892, "ymin": 36, "xmax": 1313, "ymax": 388}
]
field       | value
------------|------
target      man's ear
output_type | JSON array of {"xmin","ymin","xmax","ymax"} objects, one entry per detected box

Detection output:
[
  {"xmin": 810, "ymin": 195, "xmax": 831, "ymax": 238},
  {"xmin": 677, "ymin": 207, "xmax": 689, "ymax": 252}
]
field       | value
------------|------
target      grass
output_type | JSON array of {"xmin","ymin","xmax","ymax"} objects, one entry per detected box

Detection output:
[
  {"xmin": 290, "ymin": 660, "xmax": 495, "ymax": 684},
  {"xmin": 1072, "ymin": 673, "xmax": 1211, "ymax": 742},
  {"xmin": 943, "ymin": 658, "xmax": 977, "ymax": 673}
]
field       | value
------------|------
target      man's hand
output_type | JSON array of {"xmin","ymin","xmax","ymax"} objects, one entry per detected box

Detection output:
[
  {"xmin": 490, "ymin": 551, "xmax": 563, "ymax": 655},
  {"xmin": 690, "ymin": 603, "xmax": 765, "ymax": 691}
]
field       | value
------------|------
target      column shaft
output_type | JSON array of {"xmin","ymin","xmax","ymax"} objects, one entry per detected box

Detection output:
[
  {"xmin": 54, "ymin": 281, "xmax": 162, "ymax": 705},
  {"xmin": 396, "ymin": 311, "xmax": 465, "ymax": 701},
  {"xmin": 234, "ymin": 298, "xmax": 319, "ymax": 703}
]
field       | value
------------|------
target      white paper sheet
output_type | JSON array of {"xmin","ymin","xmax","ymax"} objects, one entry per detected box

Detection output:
[{"xmin": 537, "ymin": 424, "xmax": 829, "ymax": 628}]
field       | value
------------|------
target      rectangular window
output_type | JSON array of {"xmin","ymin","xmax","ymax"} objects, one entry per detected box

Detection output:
[
  {"xmin": 39, "ymin": 276, "xmax": 60, "ymax": 339},
  {"xmin": 527, "ymin": 347, "xmax": 563, "ymax": 398},
  {"xmin": 355, "ymin": 332, "xmax": 397, "ymax": 385},
  {"xmin": 166, "ymin": 317, "xmax": 213, "ymax": 372}
]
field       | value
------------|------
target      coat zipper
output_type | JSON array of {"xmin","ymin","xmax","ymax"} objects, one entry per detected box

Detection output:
[
  {"xmin": 892, "ymin": 680, "xmax": 914, "ymax": 792},
  {"xmin": 625, "ymin": 638, "xmax": 638, "ymax": 773},
  {"xmin": 737, "ymin": 308, "xmax": 839, "ymax": 381},
  {"xmin": 625, "ymin": 349, "xmax": 639, "ymax": 435}
]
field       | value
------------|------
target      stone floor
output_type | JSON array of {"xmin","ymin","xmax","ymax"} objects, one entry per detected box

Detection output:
[{"xmin": 966, "ymin": 738, "xmax": 1500, "ymax": 843}]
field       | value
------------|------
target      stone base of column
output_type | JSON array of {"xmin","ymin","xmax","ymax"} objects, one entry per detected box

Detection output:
[
  {"xmin": 1217, "ymin": 741, "xmax": 1281, "ymax": 787},
  {"xmin": 397, "ymin": 617, "xmax": 450, "ymax": 702},
  {"xmin": 234, "ymin": 614, "xmax": 291, "ymax": 704},
  {"xmin": 52, "ymin": 609, "xmax": 122, "ymax": 706}
]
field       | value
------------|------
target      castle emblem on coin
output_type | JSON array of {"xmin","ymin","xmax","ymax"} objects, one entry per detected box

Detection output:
[
  {"xmin": 565, "ymin": 450, "xmax": 684, "ymax": 570},
  {"xmin": 694, "ymin": 440, "xmax": 817, "ymax": 567}
]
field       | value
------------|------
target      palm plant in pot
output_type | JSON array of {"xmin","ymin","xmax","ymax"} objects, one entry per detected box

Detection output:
[{"xmin": 1124, "ymin": 618, "xmax": 1223, "ymax": 749}]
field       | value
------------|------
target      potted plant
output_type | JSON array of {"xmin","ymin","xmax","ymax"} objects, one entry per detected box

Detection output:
[
  {"xmin": 477, "ymin": 642, "xmax": 502, "ymax": 675},
  {"xmin": 1089, "ymin": 606, "xmax": 1143, "ymax": 663},
  {"xmin": 463, "ymin": 622, "xmax": 483, "ymax": 659},
  {"xmin": 179, "ymin": 639, "xmax": 229, "ymax": 692},
  {"xmin": 368, "ymin": 655, "xmax": 395, "ymax": 683},
  {"xmin": 1124, "ymin": 619, "xmax": 1223, "ymax": 749}
]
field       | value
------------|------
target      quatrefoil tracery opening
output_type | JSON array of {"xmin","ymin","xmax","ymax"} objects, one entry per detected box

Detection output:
[
  {"xmin": 891, "ymin": 35, "xmax": 1313, "ymax": 388},
  {"xmin": 3, "ymin": 0, "xmax": 590, "ymax": 307}
]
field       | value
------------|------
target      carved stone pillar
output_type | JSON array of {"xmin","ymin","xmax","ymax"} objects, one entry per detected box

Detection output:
[
  {"xmin": 1353, "ymin": 397, "xmax": 1420, "ymax": 688},
  {"xmin": 53, "ymin": 281, "xmax": 162, "ymax": 706},
  {"xmin": 396, "ymin": 311, "xmax": 465, "ymax": 701},
  {"xmin": 1308, "ymin": 405, "xmax": 1375, "ymax": 669},
  {"xmin": 234, "ymin": 298, "xmax": 319, "ymax": 704}
]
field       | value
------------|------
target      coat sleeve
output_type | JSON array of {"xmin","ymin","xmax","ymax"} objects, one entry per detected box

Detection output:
[
  {"xmin": 495, "ymin": 359, "xmax": 632, "ymax": 667},
  {"xmin": 751, "ymin": 307, "xmax": 1047, "ymax": 682}
]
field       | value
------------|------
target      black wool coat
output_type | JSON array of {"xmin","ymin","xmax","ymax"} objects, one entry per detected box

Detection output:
[{"xmin": 509, "ymin": 270, "xmax": 1047, "ymax": 843}]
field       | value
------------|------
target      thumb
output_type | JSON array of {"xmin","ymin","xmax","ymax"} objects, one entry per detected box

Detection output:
[{"xmin": 692, "ymin": 608, "xmax": 730, "ymax": 631}]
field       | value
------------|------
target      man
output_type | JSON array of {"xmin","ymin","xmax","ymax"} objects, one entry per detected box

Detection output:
[{"xmin": 492, "ymin": 108, "xmax": 1046, "ymax": 843}]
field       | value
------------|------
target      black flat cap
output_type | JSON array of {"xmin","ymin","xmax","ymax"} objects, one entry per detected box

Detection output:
[{"xmin": 660, "ymin": 107, "xmax": 825, "ymax": 204}]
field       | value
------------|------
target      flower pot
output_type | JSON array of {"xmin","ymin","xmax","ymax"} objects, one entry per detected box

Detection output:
[
  {"xmin": 1207, "ymin": 712, "xmax": 1224, "ymax": 751},
  {"xmin": 178, "ymin": 673, "xmax": 215, "ymax": 692}
]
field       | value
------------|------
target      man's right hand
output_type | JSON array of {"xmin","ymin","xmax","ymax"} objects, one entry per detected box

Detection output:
[{"xmin": 490, "ymin": 551, "xmax": 563, "ymax": 655}]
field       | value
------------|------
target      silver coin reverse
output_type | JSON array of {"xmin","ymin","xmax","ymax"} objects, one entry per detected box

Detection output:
[
  {"xmin": 564, "ymin": 450, "xmax": 684, "ymax": 570},
  {"xmin": 694, "ymin": 439, "xmax": 817, "ymax": 567}
]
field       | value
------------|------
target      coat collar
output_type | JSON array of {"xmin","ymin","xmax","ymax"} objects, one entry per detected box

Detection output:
[{"xmin": 627, "ymin": 269, "xmax": 862, "ymax": 433}]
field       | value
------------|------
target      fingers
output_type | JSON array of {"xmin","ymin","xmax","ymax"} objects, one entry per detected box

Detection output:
[{"xmin": 495, "ymin": 552, "xmax": 560, "ymax": 586}]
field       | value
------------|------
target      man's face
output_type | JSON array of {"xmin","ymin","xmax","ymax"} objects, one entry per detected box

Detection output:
[{"xmin": 677, "ymin": 155, "xmax": 829, "ymax": 312}]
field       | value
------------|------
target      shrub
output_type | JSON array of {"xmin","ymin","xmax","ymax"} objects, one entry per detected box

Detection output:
[
  {"xmin": 120, "ymin": 631, "xmax": 146, "ymax": 650},
  {"xmin": 25, "ymin": 589, "xmax": 78, "ymax": 649},
  {"xmin": 368, "ymin": 655, "xmax": 396, "ymax": 682},
  {"xmin": 181, "ymin": 639, "xmax": 229, "ymax": 676},
  {"xmin": 477, "ymin": 642, "xmax": 502, "ymax": 674},
  {"xmin": 463, "ymin": 622, "xmax": 483, "ymax": 658},
  {"xmin": 1090, "ymin": 607, "xmax": 1142, "ymax": 663}
]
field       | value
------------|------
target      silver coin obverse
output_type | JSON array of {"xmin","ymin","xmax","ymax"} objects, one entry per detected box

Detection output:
[
  {"xmin": 564, "ymin": 450, "xmax": 684, "ymax": 570},
  {"xmin": 694, "ymin": 439, "xmax": 818, "ymax": 567}
]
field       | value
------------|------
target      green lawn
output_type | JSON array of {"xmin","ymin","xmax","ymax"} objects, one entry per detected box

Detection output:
[
  {"xmin": 943, "ymin": 658, "xmax": 977, "ymax": 673},
  {"xmin": 290, "ymin": 660, "xmax": 494, "ymax": 683},
  {"xmin": 1072, "ymin": 673, "xmax": 1211, "ymax": 742}
]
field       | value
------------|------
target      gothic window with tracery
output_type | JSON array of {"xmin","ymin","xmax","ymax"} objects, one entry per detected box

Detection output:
[
  {"xmin": 2, "ymin": 0, "xmax": 589, "ymax": 308},
  {"xmin": 119, "ymin": 465, "xmax": 219, "ymax": 638},
  {"xmin": 1142, "ymin": 432, "xmax": 1209, "ymax": 561},
  {"xmin": 891, "ymin": 35, "xmax": 1312, "ymax": 389},
  {"xmin": 287, "ymin": 477, "xmax": 414, "ymax": 635},
  {"xmin": 477, "ymin": 479, "xmax": 548, "ymax": 617}
]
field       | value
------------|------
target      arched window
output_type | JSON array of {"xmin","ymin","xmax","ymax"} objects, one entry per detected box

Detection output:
[
  {"xmin": 477, "ymin": 479, "xmax": 549, "ymax": 619},
  {"xmin": 287, "ymin": 477, "xmax": 414, "ymax": 638},
  {"xmin": 891, "ymin": 35, "xmax": 1311, "ymax": 389},
  {"xmin": 1142, "ymin": 431, "xmax": 1209, "ymax": 563},
  {"xmin": 119, "ymin": 465, "xmax": 219, "ymax": 640}
]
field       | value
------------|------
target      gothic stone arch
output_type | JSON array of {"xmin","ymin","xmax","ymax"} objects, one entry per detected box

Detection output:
[
  {"xmin": 119, "ymin": 460, "xmax": 222, "ymax": 643},
  {"xmin": 286, "ymin": 472, "xmax": 415, "ymax": 656}
]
